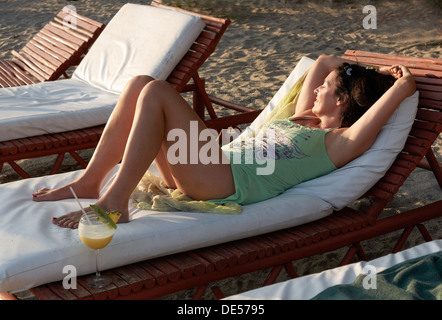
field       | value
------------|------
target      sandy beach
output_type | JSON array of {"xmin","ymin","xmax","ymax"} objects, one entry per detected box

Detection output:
[{"xmin": 0, "ymin": 0, "xmax": 440, "ymax": 299}]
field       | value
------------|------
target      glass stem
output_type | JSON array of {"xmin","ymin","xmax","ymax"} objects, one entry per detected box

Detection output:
[{"xmin": 95, "ymin": 249, "xmax": 101, "ymax": 279}]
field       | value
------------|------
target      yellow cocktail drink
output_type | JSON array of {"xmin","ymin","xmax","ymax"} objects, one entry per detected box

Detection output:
[
  {"xmin": 78, "ymin": 223, "xmax": 115, "ymax": 250},
  {"xmin": 79, "ymin": 234, "xmax": 114, "ymax": 249}
]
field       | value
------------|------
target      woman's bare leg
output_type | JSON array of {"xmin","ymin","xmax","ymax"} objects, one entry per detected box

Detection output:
[
  {"xmin": 96, "ymin": 79, "xmax": 235, "ymax": 206},
  {"xmin": 32, "ymin": 75, "xmax": 154, "ymax": 201},
  {"xmin": 154, "ymin": 146, "xmax": 178, "ymax": 189},
  {"xmin": 49, "ymin": 80, "xmax": 235, "ymax": 228}
]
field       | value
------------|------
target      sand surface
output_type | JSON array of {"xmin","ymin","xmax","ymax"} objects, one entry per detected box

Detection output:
[{"xmin": 0, "ymin": 0, "xmax": 440, "ymax": 299}]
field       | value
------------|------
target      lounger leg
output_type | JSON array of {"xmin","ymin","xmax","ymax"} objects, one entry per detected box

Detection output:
[
  {"xmin": 192, "ymin": 284, "xmax": 208, "ymax": 299},
  {"xmin": 339, "ymin": 242, "xmax": 367, "ymax": 266},
  {"xmin": 355, "ymin": 243, "xmax": 368, "ymax": 261},
  {"xmin": 417, "ymin": 223, "xmax": 433, "ymax": 242},
  {"xmin": 425, "ymin": 148, "xmax": 442, "ymax": 189},
  {"xmin": 262, "ymin": 263, "xmax": 299, "ymax": 287},
  {"xmin": 211, "ymin": 286, "xmax": 225, "ymax": 299},
  {"xmin": 192, "ymin": 285, "xmax": 226, "ymax": 300},
  {"xmin": 7, "ymin": 161, "xmax": 30, "ymax": 179},
  {"xmin": 69, "ymin": 151, "xmax": 88, "ymax": 169},
  {"xmin": 263, "ymin": 265, "xmax": 283, "ymax": 286},
  {"xmin": 392, "ymin": 226, "xmax": 414, "ymax": 253},
  {"xmin": 283, "ymin": 262, "xmax": 299, "ymax": 278},
  {"xmin": 192, "ymin": 73, "xmax": 217, "ymax": 120},
  {"xmin": 339, "ymin": 248, "xmax": 355, "ymax": 266},
  {"xmin": 392, "ymin": 223, "xmax": 434, "ymax": 253},
  {"xmin": 50, "ymin": 154, "xmax": 65, "ymax": 175}
]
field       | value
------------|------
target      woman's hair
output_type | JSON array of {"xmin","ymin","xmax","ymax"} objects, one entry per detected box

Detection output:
[{"xmin": 335, "ymin": 63, "xmax": 396, "ymax": 127}]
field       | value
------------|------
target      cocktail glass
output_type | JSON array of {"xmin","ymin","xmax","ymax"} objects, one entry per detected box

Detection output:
[{"xmin": 78, "ymin": 212, "xmax": 115, "ymax": 288}]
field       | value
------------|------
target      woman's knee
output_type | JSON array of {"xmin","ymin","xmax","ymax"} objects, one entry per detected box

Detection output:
[
  {"xmin": 132, "ymin": 79, "xmax": 169, "ymax": 114},
  {"xmin": 133, "ymin": 75, "xmax": 155, "ymax": 84},
  {"xmin": 139, "ymin": 79, "xmax": 176, "ymax": 104},
  {"xmin": 143, "ymin": 79, "xmax": 172, "ymax": 93},
  {"xmin": 125, "ymin": 75, "xmax": 155, "ymax": 92},
  {"xmin": 137, "ymin": 80, "xmax": 193, "ymax": 120}
]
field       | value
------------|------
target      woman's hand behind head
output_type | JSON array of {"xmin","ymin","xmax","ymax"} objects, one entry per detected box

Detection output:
[{"xmin": 389, "ymin": 65, "xmax": 404, "ymax": 79}]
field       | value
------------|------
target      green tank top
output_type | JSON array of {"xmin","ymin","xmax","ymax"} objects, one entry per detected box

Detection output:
[{"xmin": 209, "ymin": 118, "xmax": 336, "ymax": 205}]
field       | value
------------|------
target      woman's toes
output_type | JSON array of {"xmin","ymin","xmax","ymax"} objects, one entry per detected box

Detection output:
[
  {"xmin": 52, "ymin": 211, "xmax": 84, "ymax": 229},
  {"xmin": 32, "ymin": 188, "xmax": 49, "ymax": 197}
]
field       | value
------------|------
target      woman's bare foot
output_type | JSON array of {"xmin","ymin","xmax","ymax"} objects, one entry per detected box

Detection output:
[
  {"xmin": 52, "ymin": 209, "xmax": 86, "ymax": 229},
  {"xmin": 51, "ymin": 196, "xmax": 130, "ymax": 229},
  {"xmin": 32, "ymin": 181, "xmax": 100, "ymax": 202}
]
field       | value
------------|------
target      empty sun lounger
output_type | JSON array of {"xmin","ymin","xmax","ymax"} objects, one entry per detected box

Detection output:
[
  {"xmin": 0, "ymin": 2, "xmax": 252, "ymax": 179},
  {"xmin": 225, "ymin": 239, "xmax": 442, "ymax": 300},
  {"xmin": 1, "ymin": 51, "xmax": 439, "ymax": 300}
]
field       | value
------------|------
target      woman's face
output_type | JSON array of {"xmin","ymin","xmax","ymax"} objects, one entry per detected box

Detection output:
[{"xmin": 312, "ymin": 70, "xmax": 341, "ymax": 117}]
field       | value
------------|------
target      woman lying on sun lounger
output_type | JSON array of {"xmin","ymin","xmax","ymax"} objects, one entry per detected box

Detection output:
[{"xmin": 32, "ymin": 55, "xmax": 416, "ymax": 228}]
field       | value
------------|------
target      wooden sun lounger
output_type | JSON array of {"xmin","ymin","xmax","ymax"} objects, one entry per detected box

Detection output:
[
  {"xmin": 2, "ymin": 50, "xmax": 438, "ymax": 300},
  {"xmin": 0, "ymin": 2, "xmax": 260, "ymax": 179},
  {"xmin": 0, "ymin": 6, "xmax": 104, "ymax": 87}
]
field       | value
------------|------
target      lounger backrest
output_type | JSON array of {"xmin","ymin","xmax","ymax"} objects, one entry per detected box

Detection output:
[
  {"xmin": 72, "ymin": 4, "xmax": 205, "ymax": 94},
  {"xmin": 9, "ymin": 6, "xmax": 104, "ymax": 83}
]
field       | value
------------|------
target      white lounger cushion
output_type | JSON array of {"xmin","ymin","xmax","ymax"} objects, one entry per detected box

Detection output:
[
  {"xmin": 0, "ymin": 4, "xmax": 205, "ymax": 142},
  {"xmin": 0, "ymin": 79, "xmax": 118, "ymax": 141},
  {"xmin": 72, "ymin": 4, "xmax": 205, "ymax": 93},
  {"xmin": 0, "ymin": 166, "xmax": 332, "ymax": 293},
  {"xmin": 225, "ymin": 239, "xmax": 442, "ymax": 300},
  {"xmin": 0, "ymin": 57, "xmax": 418, "ymax": 293}
]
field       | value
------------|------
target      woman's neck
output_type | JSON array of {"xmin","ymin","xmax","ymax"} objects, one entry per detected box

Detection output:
[{"xmin": 318, "ymin": 114, "xmax": 342, "ymax": 130}]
